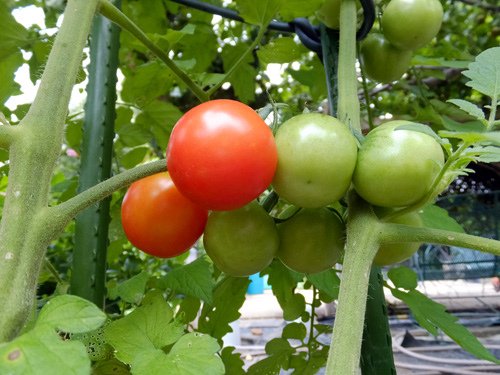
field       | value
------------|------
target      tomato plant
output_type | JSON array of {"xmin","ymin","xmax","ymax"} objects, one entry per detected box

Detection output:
[
  {"xmin": 359, "ymin": 33, "xmax": 413, "ymax": 83},
  {"xmin": 381, "ymin": 0, "xmax": 444, "ymax": 51},
  {"xmin": 316, "ymin": 0, "xmax": 341, "ymax": 29},
  {"xmin": 277, "ymin": 208, "xmax": 344, "ymax": 274},
  {"xmin": 166, "ymin": 99, "xmax": 277, "ymax": 211},
  {"xmin": 203, "ymin": 201, "xmax": 279, "ymax": 277},
  {"xmin": 374, "ymin": 211, "xmax": 423, "ymax": 266},
  {"xmin": 353, "ymin": 121, "xmax": 445, "ymax": 207},
  {"xmin": 272, "ymin": 113, "xmax": 358, "ymax": 208},
  {"xmin": 121, "ymin": 172, "xmax": 208, "ymax": 258}
]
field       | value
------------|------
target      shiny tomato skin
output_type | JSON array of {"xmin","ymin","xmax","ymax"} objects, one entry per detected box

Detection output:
[
  {"xmin": 353, "ymin": 121, "xmax": 444, "ymax": 208},
  {"xmin": 374, "ymin": 211, "xmax": 423, "ymax": 266},
  {"xmin": 277, "ymin": 208, "xmax": 345, "ymax": 274},
  {"xmin": 381, "ymin": 0, "xmax": 443, "ymax": 51},
  {"xmin": 121, "ymin": 172, "xmax": 208, "ymax": 258},
  {"xmin": 166, "ymin": 100, "xmax": 277, "ymax": 211},
  {"xmin": 203, "ymin": 201, "xmax": 279, "ymax": 277},
  {"xmin": 272, "ymin": 113, "xmax": 358, "ymax": 208},
  {"xmin": 359, "ymin": 33, "xmax": 413, "ymax": 84}
]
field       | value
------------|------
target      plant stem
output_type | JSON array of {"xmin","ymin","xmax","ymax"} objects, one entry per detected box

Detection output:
[
  {"xmin": 325, "ymin": 192, "xmax": 381, "ymax": 374},
  {"xmin": 44, "ymin": 258, "xmax": 64, "ymax": 285},
  {"xmin": 97, "ymin": 0, "xmax": 209, "ymax": 102},
  {"xmin": 0, "ymin": 125, "xmax": 18, "ymax": 149},
  {"xmin": 380, "ymin": 223, "xmax": 500, "ymax": 256},
  {"xmin": 487, "ymin": 94, "xmax": 498, "ymax": 131},
  {"xmin": 0, "ymin": 0, "xmax": 99, "ymax": 342},
  {"xmin": 47, "ymin": 159, "xmax": 167, "ymax": 234},
  {"xmin": 337, "ymin": 0, "xmax": 361, "ymax": 132},
  {"xmin": 206, "ymin": 26, "xmax": 266, "ymax": 98}
]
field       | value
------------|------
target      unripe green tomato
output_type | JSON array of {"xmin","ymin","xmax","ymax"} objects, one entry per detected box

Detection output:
[
  {"xmin": 272, "ymin": 113, "xmax": 358, "ymax": 208},
  {"xmin": 381, "ymin": 0, "xmax": 443, "ymax": 51},
  {"xmin": 374, "ymin": 211, "xmax": 422, "ymax": 266},
  {"xmin": 203, "ymin": 201, "xmax": 279, "ymax": 277},
  {"xmin": 353, "ymin": 121, "xmax": 445, "ymax": 207},
  {"xmin": 278, "ymin": 208, "xmax": 345, "ymax": 274},
  {"xmin": 316, "ymin": 0, "xmax": 341, "ymax": 29},
  {"xmin": 359, "ymin": 33, "xmax": 413, "ymax": 83}
]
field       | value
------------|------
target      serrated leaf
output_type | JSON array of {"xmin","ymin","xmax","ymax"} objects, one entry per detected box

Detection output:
[
  {"xmin": 107, "ymin": 271, "xmax": 149, "ymax": 304},
  {"xmin": 198, "ymin": 277, "xmax": 249, "ymax": 339},
  {"xmin": 307, "ymin": 269, "xmax": 340, "ymax": 302},
  {"xmin": 161, "ymin": 256, "xmax": 215, "ymax": 304},
  {"xmin": 121, "ymin": 61, "xmax": 173, "ymax": 105},
  {"xmin": 220, "ymin": 346, "xmax": 246, "ymax": 375},
  {"xmin": 288, "ymin": 58, "xmax": 327, "ymax": 101},
  {"xmin": 387, "ymin": 266, "xmax": 418, "ymax": 290},
  {"xmin": 262, "ymin": 261, "xmax": 306, "ymax": 321},
  {"xmin": 131, "ymin": 333, "xmax": 224, "ymax": 375},
  {"xmin": 439, "ymin": 130, "xmax": 498, "ymax": 145},
  {"xmin": 257, "ymin": 37, "xmax": 307, "ymax": 65},
  {"xmin": 119, "ymin": 146, "xmax": 149, "ymax": 169},
  {"xmin": 447, "ymin": 99, "xmax": 485, "ymax": 121},
  {"xmin": 420, "ymin": 205, "xmax": 465, "ymax": 233},
  {"xmin": 36, "ymin": 295, "xmax": 106, "ymax": 334},
  {"xmin": 278, "ymin": 0, "xmax": 324, "ymax": 20},
  {"xmin": 441, "ymin": 116, "xmax": 485, "ymax": 133},
  {"xmin": 221, "ymin": 43, "xmax": 257, "ymax": 103},
  {"xmin": 0, "ymin": 51, "xmax": 23, "ymax": 105},
  {"xmin": 0, "ymin": 2, "xmax": 29, "ymax": 61},
  {"xmin": 247, "ymin": 338, "xmax": 294, "ymax": 374},
  {"xmin": 0, "ymin": 325, "xmax": 90, "ymax": 375},
  {"xmin": 236, "ymin": 0, "xmax": 284, "ymax": 26},
  {"xmin": 282, "ymin": 322, "xmax": 307, "ymax": 341},
  {"xmin": 463, "ymin": 47, "xmax": 500, "ymax": 98},
  {"xmin": 391, "ymin": 288, "xmax": 500, "ymax": 364},
  {"xmin": 470, "ymin": 145, "xmax": 500, "ymax": 163},
  {"xmin": 104, "ymin": 290, "xmax": 184, "ymax": 364}
]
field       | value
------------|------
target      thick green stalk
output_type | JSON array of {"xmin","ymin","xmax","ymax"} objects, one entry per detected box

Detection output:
[
  {"xmin": 0, "ymin": 125, "xmax": 18, "ymax": 149},
  {"xmin": 325, "ymin": 193, "xmax": 381, "ymax": 374},
  {"xmin": 71, "ymin": 2, "xmax": 121, "ymax": 307},
  {"xmin": 337, "ymin": 0, "xmax": 360, "ymax": 131},
  {"xmin": 97, "ymin": 0, "xmax": 208, "ymax": 102},
  {"xmin": 0, "ymin": 0, "xmax": 100, "ymax": 342}
]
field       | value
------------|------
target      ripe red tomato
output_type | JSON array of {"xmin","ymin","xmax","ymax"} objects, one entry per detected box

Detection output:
[
  {"xmin": 121, "ymin": 172, "xmax": 208, "ymax": 258},
  {"xmin": 166, "ymin": 100, "xmax": 278, "ymax": 211}
]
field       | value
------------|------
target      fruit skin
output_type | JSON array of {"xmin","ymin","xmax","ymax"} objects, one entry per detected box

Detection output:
[
  {"xmin": 203, "ymin": 201, "xmax": 279, "ymax": 277},
  {"xmin": 374, "ymin": 211, "xmax": 423, "ymax": 266},
  {"xmin": 277, "ymin": 208, "xmax": 345, "ymax": 274},
  {"xmin": 121, "ymin": 172, "xmax": 208, "ymax": 258},
  {"xmin": 381, "ymin": 0, "xmax": 443, "ymax": 51},
  {"xmin": 359, "ymin": 33, "xmax": 413, "ymax": 84},
  {"xmin": 166, "ymin": 99, "xmax": 277, "ymax": 211},
  {"xmin": 352, "ymin": 121, "xmax": 445, "ymax": 208},
  {"xmin": 272, "ymin": 113, "xmax": 358, "ymax": 208},
  {"xmin": 316, "ymin": 0, "xmax": 341, "ymax": 29}
]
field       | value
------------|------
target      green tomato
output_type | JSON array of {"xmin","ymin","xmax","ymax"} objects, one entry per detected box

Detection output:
[
  {"xmin": 359, "ymin": 33, "xmax": 413, "ymax": 84},
  {"xmin": 316, "ymin": 0, "xmax": 341, "ymax": 29},
  {"xmin": 203, "ymin": 201, "xmax": 278, "ymax": 277},
  {"xmin": 374, "ymin": 211, "xmax": 422, "ymax": 266},
  {"xmin": 272, "ymin": 113, "xmax": 358, "ymax": 208},
  {"xmin": 353, "ymin": 121, "xmax": 444, "ymax": 207},
  {"xmin": 381, "ymin": 0, "xmax": 443, "ymax": 51},
  {"xmin": 278, "ymin": 208, "xmax": 344, "ymax": 274}
]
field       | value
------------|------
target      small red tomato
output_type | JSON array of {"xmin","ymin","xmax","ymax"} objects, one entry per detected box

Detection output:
[
  {"xmin": 121, "ymin": 172, "xmax": 208, "ymax": 258},
  {"xmin": 166, "ymin": 99, "xmax": 278, "ymax": 211}
]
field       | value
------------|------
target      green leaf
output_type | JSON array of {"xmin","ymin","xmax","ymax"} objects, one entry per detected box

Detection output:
[
  {"xmin": 391, "ymin": 288, "xmax": 500, "ymax": 364},
  {"xmin": 104, "ymin": 290, "xmax": 184, "ymax": 364},
  {"xmin": 420, "ymin": 205, "xmax": 465, "ymax": 233},
  {"xmin": 247, "ymin": 338, "xmax": 294, "ymax": 374},
  {"xmin": 0, "ymin": 325, "xmax": 90, "ymax": 375},
  {"xmin": 278, "ymin": 0, "xmax": 324, "ymax": 20},
  {"xmin": 387, "ymin": 266, "xmax": 418, "ymax": 290},
  {"xmin": 282, "ymin": 322, "xmax": 307, "ymax": 341},
  {"xmin": 411, "ymin": 55, "xmax": 471, "ymax": 69},
  {"xmin": 463, "ymin": 47, "xmax": 500, "ymax": 98},
  {"xmin": 447, "ymin": 99, "xmax": 485, "ymax": 122},
  {"xmin": 221, "ymin": 43, "xmax": 257, "ymax": 103},
  {"xmin": 0, "ymin": 2, "xmax": 29, "ymax": 61},
  {"xmin": 161, "ymin": 256, "xmax": 215, "ymax": 304},
  {"xmin": 198, "ymin": 277, "xmax": 249, "ymax": 339},
  {"xmin": 131, "ymin": 333, "xmax": 224, "ymax": 375},
  {"xmin": 121, "ymin": 61, "xmax": 173, "ymax": 105},
  {"xmin": 288, "ymin": 58, "xmax": 327, "ymax": 101},
  {"xmin": 236, "ymin": 0, "xmax": 284, "ymax": 26},
  {"xmin": 92, "ymin": 358, "xmax": 130, "ymax": 374},
  {"xmin": 36, "ymin": 295, "xmax": 107, "ymax": 334},
  {"xmin": 307, "ymin": 269, "xmax": 340, "ymax": 302},
  {"xmin": 257, "ymin": 37, "xmax": 307, "ymax": 65},
  {"xmin": 119, "ymin": 146, "xmax": 149, "ymax": 169},
  {"xmin": 470, "ymin": 145, "xmax": 500, "ymax": 163},
  {"xmin": 441, "ymin": 116, "xmax": 485, "ymax": 133},
  {"xmin": 107, "ymin": 271, "xmax": 150, "ymax": 304},
  {"xmin": 394, "ymin": 122, "xmax": 442, "ymax": 143},
  {"xmin": 220, "ymin": 346, "xmax": 246, "ymax": 375},
  {"xmin": 262, "ymin": 261, "xmax": 306, "ymax": 321},
  {"xmin": 0, "ymin": 51, "xmax": 23, "ymax": 105}
]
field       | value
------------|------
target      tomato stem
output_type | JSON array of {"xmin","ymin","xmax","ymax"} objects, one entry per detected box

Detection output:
[
  {"xmin": 97, "ymin": 0, "xmax": 209, "ymax": 102},
  {"xmin": 325, "ymin": 192, "xmax": 381, "ymax": 374},
  {"xmin": 357, "ymin": 44, "xmax": 375, "ymax": 131},
  {"xmin": 0, "ymin": 124, "xmax": 19, "ymax": 149}
]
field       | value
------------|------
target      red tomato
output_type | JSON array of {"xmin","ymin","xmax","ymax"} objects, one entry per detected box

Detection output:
[
  {"xmin": 121, "ymin": 172, "xmax": 208, "ymax": 258},
  {"xmin": 166, "ymin": 100, "xmax": 278, "ymax": 211}
]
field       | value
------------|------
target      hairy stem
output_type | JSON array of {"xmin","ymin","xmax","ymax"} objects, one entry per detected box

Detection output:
[
  {"xmin": 98, "ymin": 0, "xmax": 209, "ymax": 102},
  {"xmin": 0, "ymin": 125, "xmax": 19, "ymax": 149},
  {"xmin": 325, "ymin": 192, "xmax": 380, "ymax": 374}
]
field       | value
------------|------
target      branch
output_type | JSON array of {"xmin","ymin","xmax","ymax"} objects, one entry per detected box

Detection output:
[
  {"xmin": 0, "ymin": 124, "xmax": 18, "ymax": 150},
  {"xmin": 379, "ymin": 223, "xmax": 500, "ymax": 256},
  {"xmin": 48, "ymin": 159, "xmax": 167, "ymax": 231}
]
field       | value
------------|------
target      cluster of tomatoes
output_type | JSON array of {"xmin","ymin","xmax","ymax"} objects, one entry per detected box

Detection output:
[
  {"xmin": 121, "ymin": 99, "xmax": 445, "ymax": 275},
  {"xmin": 356, "ymin": 0, "xmax": 444, "ymax": 83}
]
